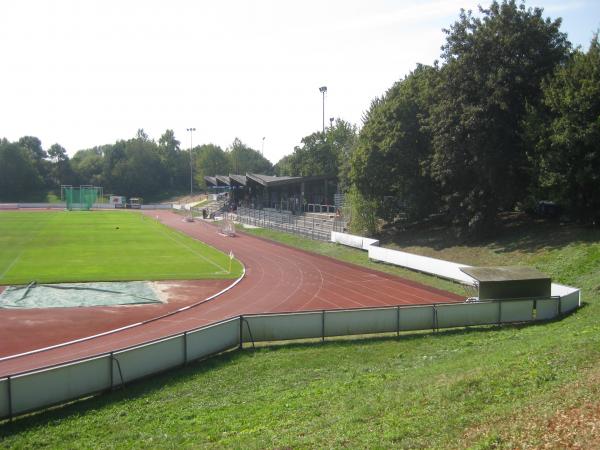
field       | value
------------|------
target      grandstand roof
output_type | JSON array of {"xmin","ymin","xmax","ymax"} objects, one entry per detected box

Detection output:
[
  {"xmin": 215, "ymin": 175, "xmax": 231, "ymax": 186},
  {"xmin": 204, "ymin": 173, "xmax": 336, "ymax": 188}
]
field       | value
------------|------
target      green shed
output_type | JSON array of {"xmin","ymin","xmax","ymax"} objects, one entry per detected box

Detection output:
[{"xmin": 460, "ymin": 266, "xmax": 551, "ymax": 300}]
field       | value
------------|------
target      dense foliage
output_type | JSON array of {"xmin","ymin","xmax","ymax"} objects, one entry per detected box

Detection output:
[
  {"xmin": 275, "ymin": 119, "xmax": 357, "ymax": 187},
  {"xmin": 525, "ymin": 34, "xmax": 600, "ymax": 222},
  {"xmin": 0, "ymin": 131, "xmax": 272, "ymax": 200},
  {"xmin": 347, "ymin": 0, "xmax": 598, "ymax": 234}
]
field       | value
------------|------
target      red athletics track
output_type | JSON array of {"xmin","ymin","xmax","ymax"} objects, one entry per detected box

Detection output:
[{"xmin": 0, "ymin": 210, "xmax": 463, "ymax": 377}]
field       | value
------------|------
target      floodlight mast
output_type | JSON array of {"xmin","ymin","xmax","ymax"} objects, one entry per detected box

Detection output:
[
  {"xmin": 319, "ymin": 86, "xmax": 327, "ymax": 132},
  {"xmin": 261, "ymin": 136, "xmax": 265, "ymax": 155},
  {"xmin": 186, "ymin": 127, "xmax": 196, "ymax": 196}
]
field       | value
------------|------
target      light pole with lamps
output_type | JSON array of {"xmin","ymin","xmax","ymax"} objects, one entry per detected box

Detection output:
[
  {"xmin": 186, "ymin": 127, "xmax": 196, "ymax": 197},
  {"xmin": 261, "ymin": 136, "xmax": 265, "ymax": 155},
  {"xmin": 319, "ymin": 86, "xmax": 327, "ymax": 132}
]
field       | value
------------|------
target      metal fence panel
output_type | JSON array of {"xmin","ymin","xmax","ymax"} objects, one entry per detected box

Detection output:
[
  {"xmin": 0, "ymin": 378, "xmax": 9, "ymax": 419},
  {"xmin": 436, "ymin": 302, "xmax": 498, "ymax": 328},
  {"xmin": 536, "ymin": 298, "xmax": 559, "ymax": 320},
  {"xmin": 112, "ymin": 336, "xmax": 185, "ymax": 384},
  {"xmin": 186, "ymin": 318, "xmax": 240, "ymax": 361},
  {"xmin": 399, "ymin": 305, "xmax": 435, "ymax": 331},
  {"xmin": 500, "ymin": 300, "xmax": 534, "ymax": 322},
  {"xmin": 243, "ymin": 312, "xmax": 323, "ymax": 342},
  {"xmin": 10, "ymin": 356, "xmax": 111, "ymax": 416},
  {"xmin": 560, "ymin": 290, "xmax": 580, "ymax": 313},
  {"xmin": 325, "ymin": 308, "xmax": 397, "ymax": 337}
]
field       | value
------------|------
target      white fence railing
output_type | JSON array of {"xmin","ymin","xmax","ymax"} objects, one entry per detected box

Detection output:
[
  {"xmin": 0, "ymin": 294, "xmax": 580, "ymax": 421},
  {"xmin": 331, "ymin": 231, "xmax": 582, "ymax": 304}
]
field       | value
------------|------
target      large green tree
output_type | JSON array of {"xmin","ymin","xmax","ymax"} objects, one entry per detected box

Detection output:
[
  {"xmin": 351, "ymin": 64, "xmax": 440, "ymax": 221},
  {"xmin": 227, "ymin": 138, "xmax": 273, "ymax": 175},
  {"xmin": 70, "ymin": 148, "xmax": 104, "ymax": 187},
  {"xmin": 278, "ymin": 120, "xmax": 357, "ymax": 181},
  {"xmin": 0, "ymin": 141, "xmax": 44, "ymax": 200},
  {"xmin": 158, "ymin": 129, "xmax": 187, "ymax": 190},
  {"xmin": 526, "ymin": 34, "xmax": 600, "ymax": 221},
  {"xmin": 429, "ymin": 0, "xmax": 570, "ymax": 233},
  {"xmin": 194, "ymin": 144, "xmax": 230, "ymax": 187},
  {"xmin": 47, "ymin": 144, "xmax": 74, "ymax": 187}
]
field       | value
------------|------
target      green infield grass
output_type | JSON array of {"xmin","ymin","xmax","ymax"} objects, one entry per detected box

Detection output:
[{"xmin": 0, "ymin": 211, "xmax": 243, "ymax": 285}]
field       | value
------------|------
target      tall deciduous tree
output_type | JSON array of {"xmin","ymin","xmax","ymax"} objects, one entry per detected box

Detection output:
[
  {"xmin": 195, "ymin": 144, "xmax": 230, "ymax": 187},
  {"xmin": 526, "ymin": 34, "xmax": 600, "ymax": 221},
  {"xmin": 429, "ymin": 0, "xmax": 570, "ymax": 233},
  {"xmin": 47, "ymin": 144, "xmax": 74, "ymax": 187},
  {"xmin": 351, "ymin": 64, "xmax": 439, "ymax": 221},
  {"xmin": 227, "ymin": 138, "xmax": 273, "ymax": 174},
  {"xmin": 158, "ymin": 129, "xmax": 185, "ymax": 190},
  {"xmin": 0, "ymin": 141, "xmax": 43, "ymax": 200},
  {"xmin": 279, "ymin": 120, "xmax": 357, "ymax": 181}
]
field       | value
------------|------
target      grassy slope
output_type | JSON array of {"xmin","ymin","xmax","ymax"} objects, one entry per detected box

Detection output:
[
  {"xmin": 1, "ymin": 218, "xmax": 599, "ymax": 448},
  {"xmin": 0, "ymin": 211, "xmax": 242, "ymax": 284}
]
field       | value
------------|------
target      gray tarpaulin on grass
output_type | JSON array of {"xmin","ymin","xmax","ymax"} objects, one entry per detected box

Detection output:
[{"xmin": 0, "ymin": 281, "xmax": 162, "ymax": 309}]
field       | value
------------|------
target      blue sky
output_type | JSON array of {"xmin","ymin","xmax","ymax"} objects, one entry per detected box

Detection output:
[{"xmin": 0, "ymin": 0, "xmax": 598, "ymax": 164}]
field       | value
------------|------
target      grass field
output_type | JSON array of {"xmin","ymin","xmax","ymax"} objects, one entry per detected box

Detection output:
[
  {"xmin": 0, "ymin": 211, "xmax": 243, "ymax": 285},
  {"xmin": 1, "ymin": 219, "xmax": 599, "ymax": 447}
]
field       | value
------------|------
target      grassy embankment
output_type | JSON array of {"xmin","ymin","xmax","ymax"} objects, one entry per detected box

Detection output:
[
  {"xmin": 0, "ymin": 211, "xmax": 242, "ymax": 285},
  {"xmin": 1, "ymin": 216, "xmax": 599, "ymax": 448}
]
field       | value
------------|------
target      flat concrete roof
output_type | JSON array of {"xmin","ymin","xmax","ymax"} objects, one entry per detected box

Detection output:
[{"xmin": 460, "ymin": 266, "xmax": 550, "ymax": 282}]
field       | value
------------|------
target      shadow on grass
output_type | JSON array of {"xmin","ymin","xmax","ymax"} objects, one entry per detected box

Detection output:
[
  {"xmin": 0, "ymin": 349, "xmax": 241, "ymax": 437},
  {"xmin": 380, "ymin": 213, "xmax": 600, "ymax": 255},
  {"xmin": 1, "ymin": 306, "xmax": 584, "ymax": 437}
]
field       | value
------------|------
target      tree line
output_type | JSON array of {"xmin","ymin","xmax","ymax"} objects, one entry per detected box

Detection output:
[
  {"xmin": 280, "ymin": 1, "xmax": 599, "ymax": 235},
  {"xmin": 349, "ymin": 1, "xmax": 600, "ymax": 234},
  {"xmin": 1, "ymin": 1, "xmax": 598, "ymax": 235},
  {"xmin": 0, "ymin": 130, "xmax": 273, "ymax": 201}
]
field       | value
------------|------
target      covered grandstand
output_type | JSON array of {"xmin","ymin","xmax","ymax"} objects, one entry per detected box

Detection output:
[{"xmin": 204, "ymin": 173, "xmax": 338, "ymax": 214}]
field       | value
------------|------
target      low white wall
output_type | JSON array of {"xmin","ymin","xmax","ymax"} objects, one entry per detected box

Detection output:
[
  {"xmin": 560, "ymin": 290, "xmax": 580, "ymax": 313},
  {"xmin": 142, "ymin": 204, "xmax": 172, "ymax": 210},
  {"xmin": 113, "ymin": 336, "xmax": 185, "ymax": 384},
  {"xmin": 17, "ymin": 203, "xmax": 65, "ymax": 209},
  {"xmin": 12, "ymin": 202, "xmax": 171, "ymax": 210},
  {"xmin": 331, "ymin": 231, "xmax": 380, "ymax": 250},
  {"xmin": 186, "ymin": 319, "xmax": 240, "ymax": 360},
  {"xmin": 0, "ymin": 294, "xmax": 578, "ymax": 419},
  {"xmin": 368, "ymin": 245, "xmax": 476, "ymax": 285},
  {"xmin": 325, "ymin": 308, "xmax": 396, "ymax": 336},
  {"xmin": 11, "ymin": 356, "xmax": 111, "ymax": 416},
  {"xmin": 436, "ymin": 302, "xmax": 498, "ymax": 328},
  {"xmin": 536, "ymin": 298, "xmax": 560, "ymax": 321},
  {"xmin": 243, "ymin": 312, "xmax": 323, "ymax": 341},
  {"xmin": 331, "ymin": 232, "xmax": 582, "ymax": 308},
  {"xmin": 0, "ymin": 378, "xmax": 9, "ymax": 418}
]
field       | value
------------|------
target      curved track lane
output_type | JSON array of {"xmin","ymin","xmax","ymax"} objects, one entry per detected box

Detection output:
[{"xmin": 0, "ymin": 210, "xmax": 462, "ymax": 377}]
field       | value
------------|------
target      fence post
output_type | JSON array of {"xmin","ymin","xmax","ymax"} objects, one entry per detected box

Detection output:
[
  {"xmin": 396, "ymin": 305, "xmax": 400, "ymax": 337},
  {"xmin": 109, "ymin": 351, "xmax": 114, "ymax": 389},
  {"xmin": 433, "ymin": 305, "xmax": 438, "ymax": 333},
  {"xmin": 7, "ymin": 376, "xmax": 12, "ymax": 421},
  {"xmin": 558, "ymin": 296, "xmax": 562, "ymax": 316},
  {"xmin": 497, "ymin": 301, "xmax": 502, "ymax": 325},
  {"xmin": 239, "ymin": 316, "xmax": 244, "ymax": 349},
  {"xmin": 322, "ymin": 310, "xmax": 326, "ymax": 342},
  {"xmin": 183, "ymin": 331, "xmax": 188, "ymax": 365}
]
